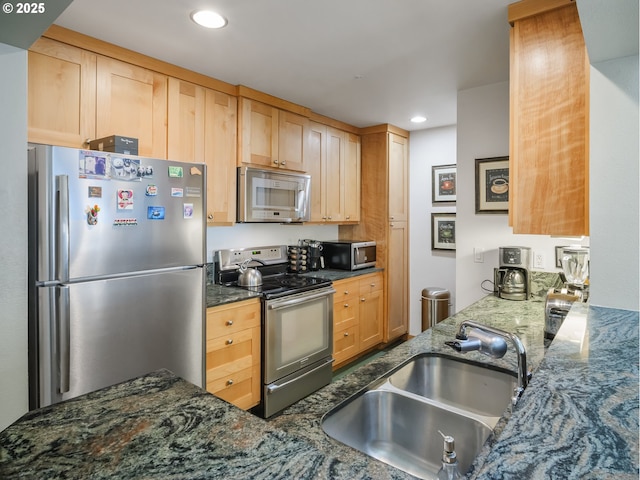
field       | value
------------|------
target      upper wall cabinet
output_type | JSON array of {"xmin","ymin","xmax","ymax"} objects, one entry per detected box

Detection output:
[
  {"xmin": 28, "ymin": 37, "xmax": 168, "ymax": 159},
  {"xmin": 28, "ymin": 37, "xmax": 96, "ymax": 147},
  {"xmin": 307, "ymin": 123, "xmax": 361, "ymax": 223},
  {"xmin": 238, "ymin": 98, "xmax": 308, "ymax": 172},
  {"xmin": 96, "ymin": 57, "xmax": 167, "ymax": 159},
  {"xmin": 509, "ymin": 0, "xmax": 589, "ymax": 236},
  {"xmin": 167, "ymin": 78, "xmax": 238, "ymax": 225}
]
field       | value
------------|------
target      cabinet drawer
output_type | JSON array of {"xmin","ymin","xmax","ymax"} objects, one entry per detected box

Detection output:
[
  {"xmin": 206, "ymin": 326, "xmax": 260, "ymax": 382},
  {"xmin": 206, "ymin": 299, "xmax": 261, "ymax": 339},
  {"xmin": 360, "ymin": 273, "xmax": 383, "ymax": 295},
  {"xmin": 333, "ymin": 298, "xmax": 358, "ymax": 331},
  {"xmin": 334, "ymin": 278, "xmax": 360, "ymax": 300},
  {"xmin": 207, "ymin": 364, "xmax": 260, "ymax": 410},
  {"xmin": 333, "ymin": 325, "xmax": 359, "ymax": 365}
]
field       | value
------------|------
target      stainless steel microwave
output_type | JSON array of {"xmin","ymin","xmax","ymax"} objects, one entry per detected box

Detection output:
[
  {"xmin": 322, "ymin": 241, "xmax": 377, "ymax": 270},
  {"xmin": 237, "ymin": 166, "xmax": 311, "ymax": 223}
]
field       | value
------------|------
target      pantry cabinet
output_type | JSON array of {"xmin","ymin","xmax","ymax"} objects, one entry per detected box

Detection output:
[
  {"xmin": 340, "ymin": 126, "xmax": 410, "ymax": 343},
  {"xmin": 307, "ymin": 122, "xmax": 361, "ymax": 223},
  {"xmin": 238, "ymin": 98, "xmax": 308, "ymax": 172},
  {"xmin": 28, "ymin": 37, "xmax": 96, "ymax": 148},
  {"xmin": 167, "ymin": 78, "xmax": 238, "ymax": 225},
  {"xmin": 205, "ymin": 299, "xmax": 261, "ymax": 410},
  {"xmin": 332, "ymin": 272, "xmax": 384, "ymax": 367},
  {"xmin": 508, "ymin": 0, "xmax": 589, "ymax": 236}
]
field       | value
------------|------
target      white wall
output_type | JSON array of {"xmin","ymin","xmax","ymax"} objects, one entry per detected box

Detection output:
[
  {"xmin": 408, "ymin": 126, "xmax": 457, "ymax": 335},
  {"xmin": 587, "ymin": 56, "xmax": 639, "ymax": 310},
  {"xmin": 455, "ymin": 81, "xmax": 583, "ymax": 310},
  {"xmin": 0, "ymin": 44, "xmax": 29, "ymax": 430}
]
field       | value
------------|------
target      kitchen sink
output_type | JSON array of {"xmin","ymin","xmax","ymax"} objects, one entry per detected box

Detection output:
[
  {"xmin": 321, "ymin": 390, "xmax": 492, "ymax": 479},
  {"xmin": 387, "ymin": 353, "xmax": 518, "ymax": 422},
  {"xmin": 322, "ymin": 353, "xmax": 519, "ymax": 479}
]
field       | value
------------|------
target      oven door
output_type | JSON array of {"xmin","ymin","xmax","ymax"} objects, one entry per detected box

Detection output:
[{"xmin": 264, "ymin": 286, "xmax": 334, "ymax": 384}]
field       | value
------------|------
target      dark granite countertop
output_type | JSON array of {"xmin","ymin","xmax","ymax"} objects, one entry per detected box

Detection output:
[
  {"xmin": 2, "ymin": 272, "xmax": 638, "ymax": 479},
  {"xmin": 206, "ymin": 267, "xmax": 383, "ymax": 308}
]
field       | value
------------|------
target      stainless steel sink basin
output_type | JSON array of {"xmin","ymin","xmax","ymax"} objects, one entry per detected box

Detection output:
[
  {"xmin": 321, "ymin": 390, "xmax": 492, "ymax": 479},
  {"xmin": 322, "ymin": 353, "xmax": 519, "ymax": 479},
  {"xmin": 387, "ymin": 353, "xmax": 517, "ymax": 421}
]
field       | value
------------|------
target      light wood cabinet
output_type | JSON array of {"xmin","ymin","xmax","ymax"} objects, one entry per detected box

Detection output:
[
  {"xmin": 206, "ymin": 299, "xmax": 261, "ymax": 410},
  {"xmin": 96, "ymin": 56, "xmax": 167, "ymax": 158},
  {"xmin": 28, "ymin": 37, "xmax": 96, "ymax": 147},
  {"xmin": 238, "ymin": 98, "xmax": 308, "ymax": 171},
  {"xmin": 340, "ymin": 126, "xmax": 410, "ymax": 343},
  {"xmin": 308, "ymin": 122, "xmax": 361, "ymax": 223},
  {"xmin": 333, "ymin": 272, "xmax": 384, "ymax": 367},
  {"xmin": 508, "ymin": 0, "xmax": 589, "ymax": 236},
  {"xmin": 167, "ymin": 78, "xmax": 238, "ymax": 225}
]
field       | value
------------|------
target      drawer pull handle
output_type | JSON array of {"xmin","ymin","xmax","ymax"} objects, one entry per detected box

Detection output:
[
  {"xmin": 361, "ymin": 297, "xmax": 366, "ymax": 302},
  {"xmin": 344, "ymin": 332, "xmax": 349, "ymax": 337},
  {"xmin": 226, "ymin": 379, "xmax": 233, "ymax": 386},
  {"xmin": 226, "ymin": 320, "xmax": 233, "ymax": 326},
  {"xmin": 344, "ymin": 290, "xmax": 349, "ymax": 295},
  {"xmin": 226, "ymin": 339, "xmax": 233, "ymax": 345},
  {"xmin": 370, "ymin": 283, "xmax": 376, "ymax": 287},
  {"xmin": 344, "ymin": 303, "xmax": 349, "ymax": 308}
]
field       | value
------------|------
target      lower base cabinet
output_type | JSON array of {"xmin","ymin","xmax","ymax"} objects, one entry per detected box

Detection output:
[
  {"xmin": 333, "ymin": 272, "xmax": 384, "ymax": 367},
  {"xmin": 205, "ymin": 298, "xmax": 261, "ymax": 410}
]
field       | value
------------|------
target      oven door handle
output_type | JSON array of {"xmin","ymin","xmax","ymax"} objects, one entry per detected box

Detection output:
[
  {"xmin": 267, "ymin": 357, "xmax": 335, "ymax": 394},
  {"xmin": 267, "ymin": 287, "xmax": 336, "ymax": 310}
]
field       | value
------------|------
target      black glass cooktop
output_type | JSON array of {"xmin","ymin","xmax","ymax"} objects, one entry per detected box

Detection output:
[{"xmin": 238, "ymin": 274, "xmax": 332, "ymax": 299}]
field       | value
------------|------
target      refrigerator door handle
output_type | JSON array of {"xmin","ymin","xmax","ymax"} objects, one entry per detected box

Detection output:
[
  {"xmin": 57, "ymin": 286, "xmax": 71, "ymax": 394},
  {"xmin": 56, "ymin": 175, "xmax": 70, "ymax": 283}
]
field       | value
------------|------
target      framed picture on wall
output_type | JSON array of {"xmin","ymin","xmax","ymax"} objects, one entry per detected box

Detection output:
[
  {"xmin": 432, "ymin": 164, "xmax": 457, "ymax": 203},
  {"xmin": 475, "ymin": 156, "xmax": 509, "ymax": 213},
  {"xmin": 431, "ymin": 213, "xmax": 456, "ymax": 250}
]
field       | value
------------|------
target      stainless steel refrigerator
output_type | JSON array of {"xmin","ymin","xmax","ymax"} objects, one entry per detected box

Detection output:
[{"xmin": 28, "ymin": 144, "xmax": 206, "ymax": 409}]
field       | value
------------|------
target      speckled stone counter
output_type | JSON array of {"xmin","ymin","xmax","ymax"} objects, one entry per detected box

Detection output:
[
  {"xmin": 2, "ymin": 272, "xmax": 638, "ymax": 479},
  {"xmin": 205, "ymin": 267, "xmax": 383, "ymax": 308}
]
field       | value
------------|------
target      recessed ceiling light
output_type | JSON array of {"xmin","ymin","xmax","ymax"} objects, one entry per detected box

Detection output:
[
  {"xmin": 411, "ymin": 115, "xmax": 427, "ymax": 123},
  {"xmin": 191, "ymin": 10, "xmax": 228, "ymax": 29}
]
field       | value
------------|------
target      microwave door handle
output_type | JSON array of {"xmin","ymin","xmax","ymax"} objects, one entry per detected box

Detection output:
[{"xmin": 55, "ymin": 175, "xmax": 70, "ymax": 283}]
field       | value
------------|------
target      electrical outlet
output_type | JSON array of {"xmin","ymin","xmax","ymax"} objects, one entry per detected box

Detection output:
[
  {"xmin": 473, "ymin": 247, "xmax": 484, "ymax": 263},
  {"xmin": 533, "ymin": 252, "xmax": 545, "ymax": 269}
]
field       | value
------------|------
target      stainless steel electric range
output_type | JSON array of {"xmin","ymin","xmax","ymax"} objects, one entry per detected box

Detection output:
[{"xmin": 215, "ymin": 245, "xmax": 335, "ymax": 418}]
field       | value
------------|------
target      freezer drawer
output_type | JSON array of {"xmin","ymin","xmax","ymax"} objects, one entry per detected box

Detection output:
[{"xmin": 33, "ymin": 267, "xmax": 204, "ymax": 408}]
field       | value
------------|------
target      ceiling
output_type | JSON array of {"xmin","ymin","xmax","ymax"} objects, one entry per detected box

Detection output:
[{"xmin": 53, "ymin": 0, "xmax": 513, "ymax": 131}]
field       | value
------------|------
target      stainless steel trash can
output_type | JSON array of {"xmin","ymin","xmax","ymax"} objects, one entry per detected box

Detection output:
[{"xmin": 421, "ymin": 287, "xmax": 450, "ymax": 331}]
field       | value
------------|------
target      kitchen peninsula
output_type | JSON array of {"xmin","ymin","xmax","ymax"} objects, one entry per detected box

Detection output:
[{"xmin": 1, "ymin": 280, "xmax": 638, "ymax": 479}]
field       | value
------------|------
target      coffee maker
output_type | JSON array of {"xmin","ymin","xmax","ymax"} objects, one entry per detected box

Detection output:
[{"xmin": 494, "ymin": 246, "xmax": 531, "ymax": 301}]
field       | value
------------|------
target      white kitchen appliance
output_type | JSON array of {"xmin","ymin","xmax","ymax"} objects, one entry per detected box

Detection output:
[{"xmin": 28, "ymin": 144, "xmax": 206, "ymax": 409}]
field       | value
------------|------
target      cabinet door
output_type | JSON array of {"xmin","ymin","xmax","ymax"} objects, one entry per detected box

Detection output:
[
  {"xmin": 307, "ymin": 122, "xmax": 326, "ymax": 222},
  {"xmin": 204, "ymin": 90, "xmax": 238, "ymax": 225},
  {"xmin": 359, "ymin": 274, "xmax": 383, "ymax": 350},
  {"xmin": 509, "ymin": 4, "xmax": 589, "ymax": 236},
  {"xmin": 278, "ymin": 110, "xmax": 308, "ymax": 171},
  {"xmin": 386, "ymin": 222, "xmax": 408, "ymax": 341},
  {"xmin": 167, "ymin": 78, "xmax": 205, "ymax": 163},
  {"xmin": 344, "ymin": 132, "xmax": 361, "ymax": 222},
  {"xmin": 388, "ymin": 133, "xmax": 409, "ymax": 222},
  {"xmin": 325, "ymin": 127, "xmax": 346, "ymax": 222},
  {"xmin": 96, "ymin": 56, "xmax": 167, "ymax": 158},
  {"xmin": 239, "ymin": 98, "xmax": 278, "ymax": 168},
  {"xmin": 28, "ymin": 38, "xmax": 96, "ymax": 148}
]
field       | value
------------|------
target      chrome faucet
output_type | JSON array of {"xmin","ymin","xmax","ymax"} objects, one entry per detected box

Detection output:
[{"xmin": 445, "ymin": 320, "xmax": 530, "ymax": 405}]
